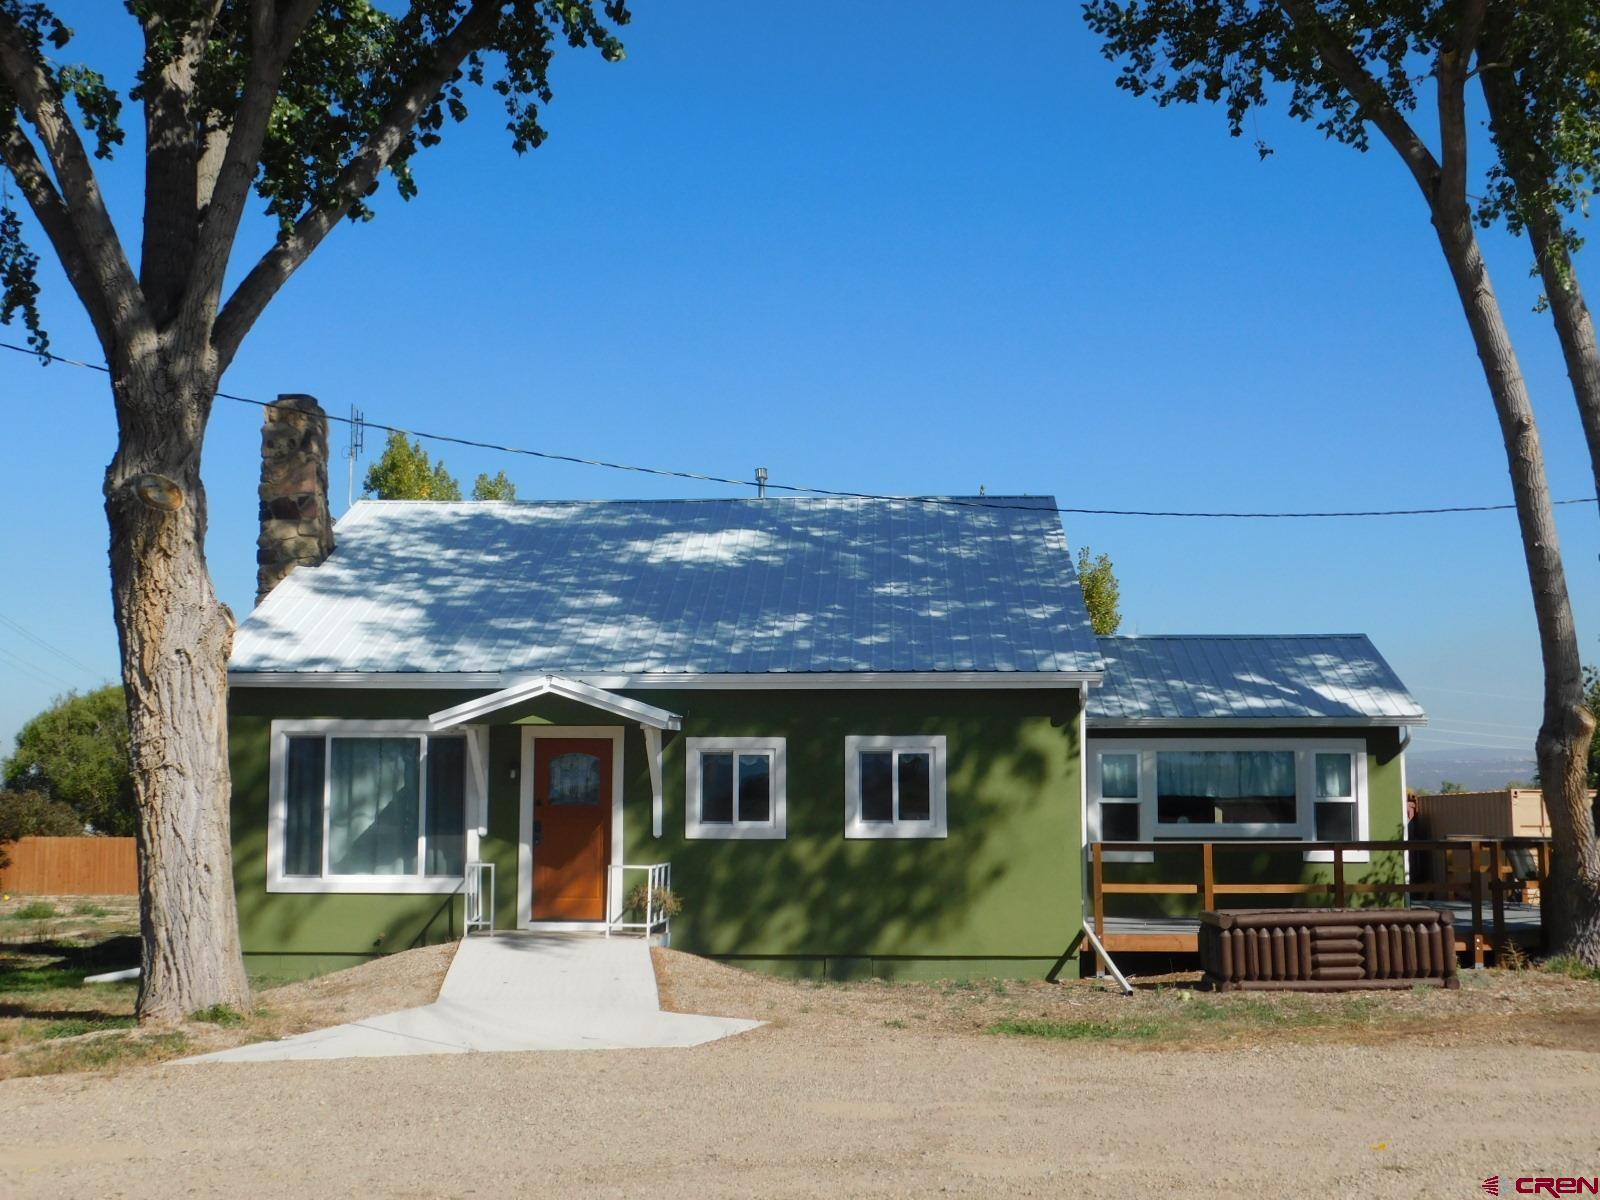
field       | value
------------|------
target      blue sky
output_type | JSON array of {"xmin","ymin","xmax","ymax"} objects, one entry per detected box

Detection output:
[{"xmin": 1, "ymin": 1, "xmax": 1595, "ymax": 760}]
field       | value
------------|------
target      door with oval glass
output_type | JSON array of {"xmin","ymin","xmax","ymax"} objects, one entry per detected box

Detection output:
[{"xmin": 532, "ymin": 737, "xmax": 612, "ymax": 921}]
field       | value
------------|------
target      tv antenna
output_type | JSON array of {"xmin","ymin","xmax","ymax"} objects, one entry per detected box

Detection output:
[{"xmin": 346, "ymin": 405, "xmax": 365, "ymax": 510}]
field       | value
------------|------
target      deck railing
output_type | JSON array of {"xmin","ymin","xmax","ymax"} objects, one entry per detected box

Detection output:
[{"xmin": 1089, "ymin": 837, "xmax": 1551, "ymax": 969}]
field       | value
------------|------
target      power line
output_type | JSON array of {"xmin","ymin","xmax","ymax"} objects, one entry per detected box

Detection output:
[
  {"xmin": 6, "ymin": 339, "xmax": 1599, "ymax": 520},
  {"xmin": 0, "ymin": 643, "xmax": 76, "ymax": 691},
  {"xmin": 0, "ymin": 610, "xmax": 103, "ymax": 680}
]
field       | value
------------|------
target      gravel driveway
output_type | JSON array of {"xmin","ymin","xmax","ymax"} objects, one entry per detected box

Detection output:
[{"xmin": 2, "ymin": 951, "xmax": 1596, "ymax": 1198}]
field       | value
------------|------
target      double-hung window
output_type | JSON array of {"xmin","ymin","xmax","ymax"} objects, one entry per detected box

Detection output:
[
  {"xmin": 686, "ymin": 737, "xmax": 786, "ymax": 839},
  {"xmin": 269, "ymin": 720, "xmax": 474, "ymax": 893},
  {"xmin": 1088, "ymin": 739, "xmax": 1368, "ymax": 862},
  {"xmin": 844, "ymin": 735, "xmax": 947, "ymax": 839}
]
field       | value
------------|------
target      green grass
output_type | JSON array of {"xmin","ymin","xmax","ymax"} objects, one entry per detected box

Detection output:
[
  {"xmin": 190, "ymin": 1003, "xmax": 245, "ymax": 1027},
  {"xmin": 0, "ymin": 965, "xmax": 93, "ymax": 993},
  {"xmin": 1544, "ymin": 955, "xmax": 1600, "ymax": 983},
  {"xmin": 71, "ymin": 902, "xmax": 110, "ymax": 918},
  {"xmin": 987, "ymin": 1018, "xmax": 1161, "ymax": 1041},
  {"xmin": 12, "ymin": 1031, "xmax": 190, "ymax": 1076},
  {"xmin": 38, "ymin": 1016, "xmax": 135, "ymax": 1040},
  {"xmin": 6, "ymin": 901, "xmax": 58, "ymax": 921}
]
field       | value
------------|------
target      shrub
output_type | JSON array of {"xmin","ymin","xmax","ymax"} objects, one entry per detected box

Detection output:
[
  {"xmin": 0, "ymin": 790, "xmax": 85, "ymax": 869},
  {"xmin": 7, "ymin": 900, "xmax": 58, "ymax": 920},
  {"xmin": 623, "ymin": 881, "xmax": 683, "ymax": 921}
]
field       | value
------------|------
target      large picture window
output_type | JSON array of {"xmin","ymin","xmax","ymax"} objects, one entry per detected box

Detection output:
[
  {"xmin": 844, "ymin": 735, "xmax": 948, "ymax": 839},
  {"xmin": 1088, "ymin": 740, "xmax": 1368, "ymax": 861},
  {"xmin": 270, "ymin": 721, "xmax": 475, "ymax": 893},
  {"xmin": 685, "ymin": 737, "xmax": 787, "ymax": 839}
]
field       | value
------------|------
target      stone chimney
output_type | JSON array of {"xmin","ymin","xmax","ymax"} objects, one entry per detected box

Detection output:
[{"xmin": 256, "ymin": 393, "xmax": 335, "ymax": 605}]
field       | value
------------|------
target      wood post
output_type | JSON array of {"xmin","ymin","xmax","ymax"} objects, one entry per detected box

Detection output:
[
  {"xmin": 1092, "ymin": 841, "xmax": 1106, "ymax": 975},
  {"xmin": 1333, "ymin": 845, "xmax": 1347, "ymax": 908},
  {"xmin": 1490, "ymin": 840, "xmax": 1507, "ymax": 964},
  {"xmin": 1470, "ymin": 839, "xmax": 1486, "ymax": 969},
  {"xmin": 1201, "ymin": 841, "xmax": 1216, "ymax": 913}
]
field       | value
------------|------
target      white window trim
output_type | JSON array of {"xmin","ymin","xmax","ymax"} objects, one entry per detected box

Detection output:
[
  {"xmin": 266, "ymin": 718, "xmax": 478, "ymax": 894},
  {"xmin": 685, "ymin": 736, "xmax": 787, "ymax": 840},
  {"xmin": 1088, "ymin": 750, "xmax": 1152, "ymax": 863},
  {"xmin": 1086, "ymin": 738, "xmax": 1370, "ymax": 863},
  {"xmin": 844, "ymin": 735, "xmax": 948, "ymax": 840}
]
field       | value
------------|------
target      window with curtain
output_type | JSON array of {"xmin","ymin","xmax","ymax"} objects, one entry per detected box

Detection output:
[
  {"xmin": 1156, "ymin": 750, "xmax": 1297, "ymax": 826},
  {"xmin": 279, "ymin": 730, "xmax": 469, "ymax": 884},
  {"xmin": 1313, "ymin": 751, "xmax": 1357, "ymax": 841},
  {"xmin": 1095, "ymin": 752, "xmax": 1141, "ymax": 842}
]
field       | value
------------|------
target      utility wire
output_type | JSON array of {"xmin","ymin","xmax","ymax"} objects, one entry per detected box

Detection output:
[
  {"xmin": 0, "ymin": 610, "xmax": 103, "ymax": 680},
  {"xmin": 6, "ymin": 340, "xmax": 1599, "ymax": 520}
]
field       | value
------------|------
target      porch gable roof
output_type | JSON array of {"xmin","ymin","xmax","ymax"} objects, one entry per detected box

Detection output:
[{"xmin": 428, "ymin": 674, "xmax": 683, "ymax": 731}]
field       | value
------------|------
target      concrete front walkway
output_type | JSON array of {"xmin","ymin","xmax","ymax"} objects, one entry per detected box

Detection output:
[{"xmin": 187, "ymin": 935, "xmax": 760, "ymax": 1063}]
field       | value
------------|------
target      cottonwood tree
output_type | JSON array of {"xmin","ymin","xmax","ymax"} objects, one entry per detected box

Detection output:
[
  {"xmin": 363, "ymin": 429, "xmax": 463, "ymax": 499},
  {"xmin": 1084, "ymin": 0, "xmax": 1600, "ymax": 962},
  {"xmin": 1477, "ymin": 1, "xmax": 1600, "ymax": 503},
  {"xmin": 1076, "ymin": 545, "xmax": 1121, "ymax": 636},
  {"xmin": 472, "ymin": 468, "xmax": 515, "ymax": 500},
  {"xmin": 0, "ymin": 1, "xmax": 629, "ymax": 1019}
]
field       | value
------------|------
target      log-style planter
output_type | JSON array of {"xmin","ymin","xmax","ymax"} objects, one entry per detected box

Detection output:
[{"xmin": 1199, "ymin": 908, "xmax": 1459, "ymax": 992}]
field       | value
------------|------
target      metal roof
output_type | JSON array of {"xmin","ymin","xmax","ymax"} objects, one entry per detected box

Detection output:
[
  {"xmin": 1089, "ymin": 635, "xmax": 1426, "ymax": 725},
  {"xmin": 230, "ymin": 496, "xmax": 1104, "ymax": 677}
]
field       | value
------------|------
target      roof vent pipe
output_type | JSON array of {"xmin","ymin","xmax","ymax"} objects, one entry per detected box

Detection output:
[{"xmin": 755, "ymin": 466, "xmax": 768, "ymax": 498}]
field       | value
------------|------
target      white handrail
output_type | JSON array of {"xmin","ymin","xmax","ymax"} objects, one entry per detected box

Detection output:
[
  {"xmin": 465, "ymin": 860, "xmax": 495, "ymax": 934},
  {"xmin": 606, "ymin": 861, "xmax": 671, "ymax": 944}
]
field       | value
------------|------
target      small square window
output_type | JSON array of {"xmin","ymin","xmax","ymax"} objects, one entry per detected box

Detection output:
[
  {"xmin": 845, "ymin": 736, "xmax": 947, "ymax": 838},
  {"xmin": 686, "ymin": 738, "xmax": 786, "ymax": 839}
]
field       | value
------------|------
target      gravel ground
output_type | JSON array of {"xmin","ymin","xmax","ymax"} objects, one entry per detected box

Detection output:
[{"xmin": 1, "ymin": 947, "xmax": 1596, "ymax": 1198}]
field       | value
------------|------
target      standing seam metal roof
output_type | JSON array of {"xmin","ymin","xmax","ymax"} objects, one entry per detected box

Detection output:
[
  {"xmin": 230, "ymin": 496, "xmax": 1105, "ymax": 676},
  {"xmin": 1087, "ymin": 635, "xmax": 1425, "ymax": 723}
]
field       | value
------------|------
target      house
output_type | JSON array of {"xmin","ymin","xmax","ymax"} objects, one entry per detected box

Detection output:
[{"xmin": 228, "ymin": 398, "xmax": 1427, "ymax": 981}]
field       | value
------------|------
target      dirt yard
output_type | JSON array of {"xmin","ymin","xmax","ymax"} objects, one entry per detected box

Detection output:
[
  {"xmin": 0, "ymin": 894, "xmax": 455, "ymax": 1079},
  {"xmin": 2, "ymin": 937, "xmax": 1598, "ymax": 1198}
]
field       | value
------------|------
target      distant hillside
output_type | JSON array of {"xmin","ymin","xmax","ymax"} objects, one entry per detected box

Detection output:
[{"xmin": 1407, "ymin": 748, "xmax": 1538, "ymax": 794}]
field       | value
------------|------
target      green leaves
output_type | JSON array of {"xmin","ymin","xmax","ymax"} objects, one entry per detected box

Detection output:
[
  {"xmin": 1076, "ymin": 545, "xmax": 1122, "ymax": 636},
  {"xmin": 1, "ymin": 685, "xmax": 135, "ymax": 837},
  {"xmin": 471, "ymin": 470, "xmax": 516, "ymax": 501},
  {"xmin": 362, "ymin": 430, "xmax": 463, "ymax": 500},
  {"xmin": 0, "ymin": 201, "xmax": 46, "ymax": 356}
]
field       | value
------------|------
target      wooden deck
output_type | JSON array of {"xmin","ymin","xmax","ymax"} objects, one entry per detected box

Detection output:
[
  {"xmin": 1090, "ymin": 837, "xmax": 1550, "ymax": 967},
  {"xmin": 1100, "ymin": 902, "xmax": 1544, "ymax": 956}
]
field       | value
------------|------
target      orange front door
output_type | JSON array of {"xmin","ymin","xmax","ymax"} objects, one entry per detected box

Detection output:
[{"xmin": 532, "ymin": 738, "xmax": 612, "ymax": 921}]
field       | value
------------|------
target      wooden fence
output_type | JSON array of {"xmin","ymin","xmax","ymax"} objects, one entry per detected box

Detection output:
[{"xmin": 0, "ymin": 836, "xmax": 138, "ymax": 895}]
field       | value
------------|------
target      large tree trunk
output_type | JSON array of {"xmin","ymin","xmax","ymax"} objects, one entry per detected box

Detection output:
[
  {"xmin": 1430, "ymin": 200, "xmax": 1600, "ymax": 965},
  {"xmin": 105, "ymin": 351, "xmax": 250, "ymax": 1022},
  {"xmin": 1478, "ymin": 59, "xmax": 1600, "ymax": 506}
]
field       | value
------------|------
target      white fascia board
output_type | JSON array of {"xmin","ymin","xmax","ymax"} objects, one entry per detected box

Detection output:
[
  {"xmin": 1087, "ymin": 716, "xmax": 1427, "ymax": 729},
  {"xmin": 231, "ymin": 669, "xmax": 1104, "ymax": 691},
  {"xmin": 428, "ymin": 673, "xmax": 682, "ymax": 731}
]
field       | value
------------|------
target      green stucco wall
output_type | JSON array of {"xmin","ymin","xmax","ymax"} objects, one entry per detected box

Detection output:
[
  {"xmin": 229, "ymin": 688, "xmax": 1413, "ymax": 983},
  {"xmin": 228, "ymin": 686, "xmax": 1086, "ymax": 981}
]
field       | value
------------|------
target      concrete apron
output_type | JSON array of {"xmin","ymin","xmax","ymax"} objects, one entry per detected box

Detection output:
[{"xmin": 183, "ymin": 934, "xmax": 761, "ymax": 1063}]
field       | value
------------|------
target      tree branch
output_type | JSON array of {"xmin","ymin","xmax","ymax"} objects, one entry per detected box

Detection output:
[
  {"xmin": 138, "ymin": 0, "xmax": 227, "ymax": 327},
  {"xmin": 0, "ymin": 11, "xmax": 151, "ymax": 355},
  {"xmin": 179, "ymin": 0, "xmax": 324, "ymax": 335},
  {"xmin": 1275, "ymin": 0, "xmax": 1443, "ymax": 202},
  {"xmin": 1435, "ymin": 0, "xmax": 1489, "ymax": 209},
  {"xmin": 0, "ymin": 117, "xmax": 115, "ymax": 348},
  {"xmin": 211, "ymin": 0, "xmax": 503, "ymax": 370}
]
